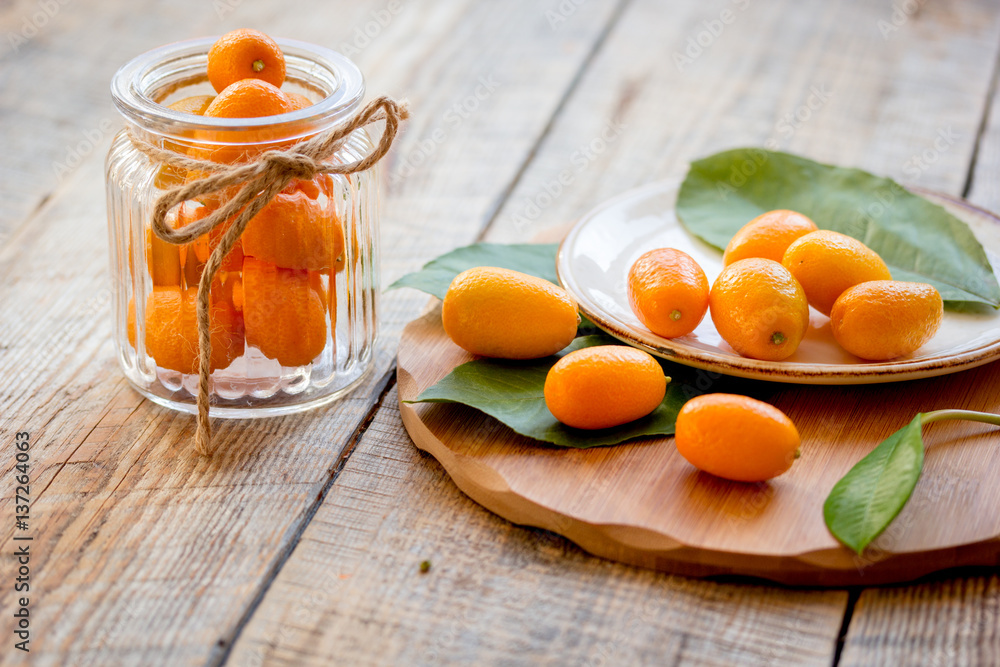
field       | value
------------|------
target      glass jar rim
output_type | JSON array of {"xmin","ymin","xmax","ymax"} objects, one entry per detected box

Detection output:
[{"xmin": 111, "ymin": 36, "xmax": 365, "ymax": 134}]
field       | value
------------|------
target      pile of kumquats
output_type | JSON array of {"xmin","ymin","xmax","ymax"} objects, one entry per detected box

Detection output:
[
  {"xmin": 440, "ymin": 209, "xmax": 944, "ymax": 483},
  {"xmin": 628, "ymin": 209, "xmax": 942, "ymax": 363},
  {"xmin": 130, "ymin": 29, "xmax": 343, "ymax": 377}
]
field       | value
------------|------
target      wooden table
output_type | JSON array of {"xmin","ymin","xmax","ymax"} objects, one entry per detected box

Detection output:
[{"xmin": 2, "ymin": 0, "xmax": 999, "ymax": 664}]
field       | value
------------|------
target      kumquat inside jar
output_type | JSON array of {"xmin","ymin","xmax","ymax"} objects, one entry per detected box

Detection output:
[{"xmin": 107, "ymin": 36, "xmax": 385, "ymax": 422}]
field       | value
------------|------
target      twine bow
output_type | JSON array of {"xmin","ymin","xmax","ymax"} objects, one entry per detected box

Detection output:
[{"xmin": 128, "ymin": 96, "xmax": 409, "ymax": 456}]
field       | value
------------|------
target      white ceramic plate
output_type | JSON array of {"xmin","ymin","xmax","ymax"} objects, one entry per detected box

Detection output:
[{"xmin": 556, "ymin": 179, "xmax": 1000, "ymax": 384}]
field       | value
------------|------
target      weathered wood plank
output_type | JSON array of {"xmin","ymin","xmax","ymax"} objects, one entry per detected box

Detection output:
[
  {"xmin": 5, "ymin": 0, "xmax": 1000, "ymax": 664},
  {"xmin": 223, "ymin": 0, "xmax": 893, "ymax": 663},
  {"xmin": 0, "ymin": 0, "xmax": 621, "ymax": 664},
  {"xmin": 0, "ymin": 1, "xmax": 258, "ymax": 242},
  {"xmin": 230, "ymin": 387, "xmax": 849, "ymax": 666},
  {"xmin": 840, "ymin": 15, "xmax": 1000, "ymax": 666},
  {"xmin": 840, "ymin": 576, "xmax": 1000, "ymax": 667},
  {"xmin": 486, "ymin": 0, "xmax": 1000, "ymax": 244},
  {"xmin": 230, "ymin": 0, "xmax": 1000, "ymax": 665},
  {"xmin": 967, "ymin": 48, "xmax": 1000, "ymax": 213}
]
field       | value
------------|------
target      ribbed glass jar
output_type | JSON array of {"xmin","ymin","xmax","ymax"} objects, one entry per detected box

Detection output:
[{"xmin": 107, "ymin": 37, "xmax": 378, "ymax": 417}]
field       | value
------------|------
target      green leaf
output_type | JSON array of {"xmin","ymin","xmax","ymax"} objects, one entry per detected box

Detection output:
[
  {"xmin": 388, "ymin": 242, "xmax": 561, "ymax": 300},
  {"xmin": 677, "ymin": 148, "xmax": 1000, "ymax": 306},
  {"xmin": 407, "ymin": 335, "xmax": 690, "ymax": 448},
  {"xmin": 823, "ymin": 414, "xmax": 925, "ymax": 554}
]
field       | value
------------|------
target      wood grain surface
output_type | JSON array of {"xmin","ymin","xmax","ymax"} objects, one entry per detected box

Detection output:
[
  {"xmin": 1, "ymin": 0, "xmax": 999, "ymax": 664},
  {"xmin": 229, "ymin": 0, "xmax": 1000, "ymax": 664},
  {"xmin": 229, "ymin": 386, "xmax": 848, "ymax": 666},
  {"xmin": 487, "ymin": 0, "xmax": 1000, "ymax": 244},
  {"xmin": 395, "ymin": 298, "xmax": 1000, "ymax": 585},
  {"xmin": 841, "ymin": 576, "xmax": 1000, "ymax": 666},
  {"xmin": 0, "ymin": 0, "xmax": 629, "ymax": 664}
]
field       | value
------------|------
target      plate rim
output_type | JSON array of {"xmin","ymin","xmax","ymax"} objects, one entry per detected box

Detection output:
[{"xmin": 556, "ymin": 182, "xmax": 1000, "ymax": 385}]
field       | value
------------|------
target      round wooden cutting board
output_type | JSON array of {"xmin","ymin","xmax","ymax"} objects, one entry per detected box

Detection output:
[{"xmin": 397, "ymin": 303, "xmax": 1000, "ymax": 586}]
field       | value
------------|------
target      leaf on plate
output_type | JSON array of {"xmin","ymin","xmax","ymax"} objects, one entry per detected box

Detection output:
[
  {"xmin": 407, "ymin": 335, "xmax": 690, "ymax": 448},
  {"xmin": 387, "ymin": 242, "xmax": 561, "ymax": 300},
  {"xmin": 823, "ymin": 414, "xmax": 925, "ymax": 554},
  {"xmin": 676, "ymin": 148, "xmax": 1000, "ymax": 306}
]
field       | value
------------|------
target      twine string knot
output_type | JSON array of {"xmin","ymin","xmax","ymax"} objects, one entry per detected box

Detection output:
[{"xmin": 127, "ymin": 96, "xmax": 408, "ymax": 456}]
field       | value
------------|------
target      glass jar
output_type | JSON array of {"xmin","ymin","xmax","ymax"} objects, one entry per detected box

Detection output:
[{"xmin": 107, "ymin": 38, "xmax": 378, "ymax": 417}]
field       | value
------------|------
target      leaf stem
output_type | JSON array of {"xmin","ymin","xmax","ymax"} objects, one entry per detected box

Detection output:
[{"xmin": 921, "ymin": 409, "xmax": 1000, "ymax": 428}]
